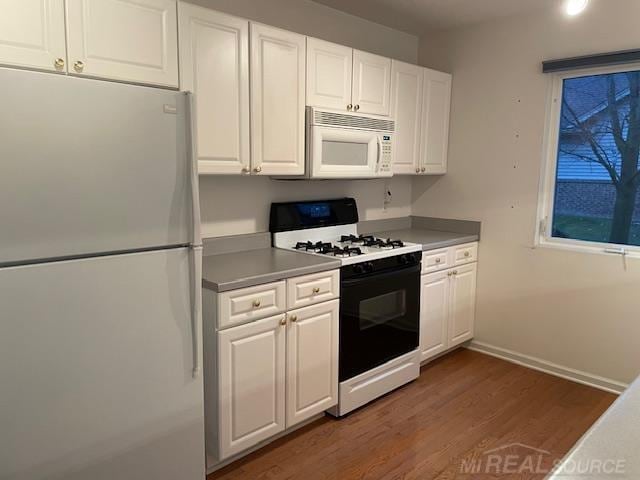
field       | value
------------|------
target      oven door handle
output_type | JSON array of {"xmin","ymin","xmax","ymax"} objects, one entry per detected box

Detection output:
[{"xmin": 341, "ymin": 264, "xmax": 420, "ymax": 287}]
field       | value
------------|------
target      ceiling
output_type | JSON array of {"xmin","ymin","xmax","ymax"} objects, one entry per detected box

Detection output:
[{"xmin": 311, "ymin": 0, "xmax": 558, "ymax": 35}]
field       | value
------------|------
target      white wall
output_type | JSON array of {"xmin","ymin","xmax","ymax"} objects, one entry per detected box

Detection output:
[
  {"xmin": 188, "ymin": 0, "xmax": 418, "ymax": 238},
  {"xmin": 416, "ymin": 0, "xmax": 640, "ymax": 384}
]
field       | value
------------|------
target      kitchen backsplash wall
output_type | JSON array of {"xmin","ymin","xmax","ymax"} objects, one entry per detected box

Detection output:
[{"xmin": 200, "ymin": 176, "xmax": 412, "ymax": 238}]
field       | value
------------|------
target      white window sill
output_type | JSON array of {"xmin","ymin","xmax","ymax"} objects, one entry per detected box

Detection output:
[{"xmin": 536, "ymin": 237, "xmax": 640, "ymax": 259}]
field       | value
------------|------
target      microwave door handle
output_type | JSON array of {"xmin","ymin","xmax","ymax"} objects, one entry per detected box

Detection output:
[{"xmin": 376, "ymin": 136, "xmax": 382, "ymax": 173}]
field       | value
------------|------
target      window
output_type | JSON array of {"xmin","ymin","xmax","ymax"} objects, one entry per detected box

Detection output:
[{"xmin": 538, "ymin": 65, "xmax": 640, "ymax": 255}]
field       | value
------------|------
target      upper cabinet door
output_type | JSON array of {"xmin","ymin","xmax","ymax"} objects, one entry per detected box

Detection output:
[
  {"xmin": 306, "ymin": 38, "xmax": 353, "ymax": 112},
  {"xmin": 179, "ymin": 5, "xmax": 250, "ymax": 175},
  {"xmin": 420, "ymin": 68, "xmax": 452, "ymax": 174},
  {"xmin": 352, "ymin": 50, "xmax": 391, "ymax": 116},
  {"xmin": 448, "ymin": 263, "xmax": 477, "ymax": 347},
  {"xmin": 250, "ymin": 23, "xmax": 305, "ymax": 176},
  {"xmin": 66, "ymin": 0, "xmax": 179, "ymax": 87},
  {"xmin": 391, "ymin": 60, "xmax": 423, "ymax": 175},
  {"xmin": 286, "ymin": 300, "xmax": 338, "ymax": 427},
  {"xmin": 0, "ymin": 0, "xmax": 66, "ymax": 72}
]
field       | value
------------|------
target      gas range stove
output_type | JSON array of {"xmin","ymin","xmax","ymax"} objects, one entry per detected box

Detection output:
[{"xmin": 270, "ymin": 198, "xmax": 422, "ymax": 417}]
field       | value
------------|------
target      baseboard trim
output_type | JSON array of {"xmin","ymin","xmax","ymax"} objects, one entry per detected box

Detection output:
[{"xmin": 467, "ymin": 341, "xmax": 628, "ymax": 395}]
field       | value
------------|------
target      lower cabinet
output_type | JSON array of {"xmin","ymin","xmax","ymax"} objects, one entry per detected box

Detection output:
[
  {"xmin": 210, "ymin": 293, "xmax": 339, "ymax": 462},
  {"xmin": 217, "ymin": 313, "xmax": 286, "ymax": 459},
  {"xmin": 286, "ymin": 301, "xmax": 339, "ymax": 426},
  {"xmin": 420, "ymin": 260, "xmax": 477, "ymax": 363}
]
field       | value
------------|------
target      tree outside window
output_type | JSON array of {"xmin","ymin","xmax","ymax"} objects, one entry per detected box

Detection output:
[{"xmin": 553, "ymin": 70, "xmax": 640, "ymax": 247}]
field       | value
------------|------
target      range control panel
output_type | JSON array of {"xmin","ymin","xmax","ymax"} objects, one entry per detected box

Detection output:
[{"xmin": 379, "ymin": 134, "xmax": 393, "ymax": 176}]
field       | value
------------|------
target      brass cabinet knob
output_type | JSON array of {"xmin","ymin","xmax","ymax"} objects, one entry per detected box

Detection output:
[
  {"xmin": 435, "ymin": 258, "xmax": 441, "ymax": 263},
  {"xmin": 415, "ymin": 167, "xmax": 421, "ymax": 174},
  {"xmin": 253, "ymin": 166, "xmax": 262, "ymax": 173},
  {"xmin": 54, "ymin": 58, "xmax": 65, "ymax": 69},
  {"xmin": 74, "ymin": 61, "xmax": 84, "ymax": 72},
  {"xmin": 421, "ymin": 167, "xmax": 426, "ymax": 173},
  {"xmin": 354, "ymin": 104, "xmax": 360, "ymax": 111},
  {"xmin": 347, "ymin": 104, "xmax": 353, "ymax": 111},
  {"xmin": 453, "ymin": 270, "xmax": 458, "ymax": 275},
  {"xmin": 464, "ymin": 251, "xmax": 470, "ymax": 257},
  {"xmin": 252, "ymin": 299, "xmax": 261, "ymax": 308},
  {"xmin": 241, "ymin": 166, "xmax": 250, "ymax": 174},
  {"xmin": 289, "ymin": 314, "xmax": 298, "ymax": 323},
  {"xmin": 447, "ymin": 271, "xmax": 453, "ymax": 277},
  {"xmin": 312, "ymin": 287, "xmax": 320, "ymax": 294},
  {"xmin": 279, "ymin": 315, "xmax": 287, "ymax": 326}
]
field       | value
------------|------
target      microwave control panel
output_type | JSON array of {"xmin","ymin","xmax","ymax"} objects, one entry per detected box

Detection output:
[{"xmin": 379, "ymin": 135, "xmax": 393, "ymax": 175}]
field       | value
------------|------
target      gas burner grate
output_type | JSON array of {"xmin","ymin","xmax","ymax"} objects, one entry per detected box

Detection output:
[{"xmin": 294, "ymin": 241, "xmax": 333, "ymax": 252}]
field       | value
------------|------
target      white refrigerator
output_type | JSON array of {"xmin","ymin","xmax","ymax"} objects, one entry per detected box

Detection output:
[{"xmin": 0, "ymin": 68, "xmax": 205, "ymax": 480}]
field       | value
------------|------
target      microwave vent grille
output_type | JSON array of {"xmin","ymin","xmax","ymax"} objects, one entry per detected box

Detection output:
[{"xmin": 313, "ymin": 110, "xmax": 394, "ymax": 132}]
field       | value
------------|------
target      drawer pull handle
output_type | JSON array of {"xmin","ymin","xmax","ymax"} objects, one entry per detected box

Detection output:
[
  {"xmin": 289, "ymin": 314, "xmax": 298, "ymax": 323},
  {"xmin": 312, "ymin": 287, "xmax": 320, "ymax": 294},
  {"xmin": 435, "ymin": 258, "xmax": 441, "ymax": 263},
  {"xmin": 464, "ymin": 251, "xmax": 470, "ymax": 257},
  {"xmin": 252, "ymin": 299, "xmax": 261, "ymax": 308}
]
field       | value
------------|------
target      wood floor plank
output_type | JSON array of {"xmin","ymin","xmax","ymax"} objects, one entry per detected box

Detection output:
[{"xmin": 208, "ymin": 349, "xmax": 616, "ymax": 480}]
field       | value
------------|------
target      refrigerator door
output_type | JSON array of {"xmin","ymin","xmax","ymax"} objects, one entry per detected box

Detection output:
[
  {"xmin": 0, "ymin": 248, "xmax": 205, "ymax": 480},
  {"xmin": 0, "ymin": 67, "xmax": 193, "ymax": 266}
]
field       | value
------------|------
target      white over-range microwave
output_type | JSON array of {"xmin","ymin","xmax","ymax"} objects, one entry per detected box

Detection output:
[{"xmin": 306, "ymin": 107, "xmax": 395, "ymax": 179}]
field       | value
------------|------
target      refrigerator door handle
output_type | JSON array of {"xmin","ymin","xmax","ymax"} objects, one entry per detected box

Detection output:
[
  {"xmin": 191, "ymin": 244, "xmax": 203, "ymax": 379},
  {"xmin": 184, "ymin": 92, "xmax": 202, "ymax": 247}
]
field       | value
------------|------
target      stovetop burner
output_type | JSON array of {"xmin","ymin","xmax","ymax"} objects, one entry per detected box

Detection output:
[
  {"xmin": 339, "ymin": 235, "xmax": 405, "ymax": 249},
  {"xmin": 294, "ymin": 241, "xmax": 363, "ymax": 257}
]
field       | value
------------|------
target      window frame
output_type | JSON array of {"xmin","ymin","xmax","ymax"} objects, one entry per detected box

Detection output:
[{"xmin": 536, "ymin": 62, "xmax": 640, "ymax": 258}]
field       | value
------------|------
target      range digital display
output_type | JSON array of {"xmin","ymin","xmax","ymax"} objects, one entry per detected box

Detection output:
[{"xmin": 296, "ymin": 203, "xmax": 331, "ymax": 219}]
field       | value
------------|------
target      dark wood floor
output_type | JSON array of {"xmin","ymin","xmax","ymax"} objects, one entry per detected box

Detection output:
[{"xmin": 208, "ymin": 349, "xmax": 616, "ymax": 480}]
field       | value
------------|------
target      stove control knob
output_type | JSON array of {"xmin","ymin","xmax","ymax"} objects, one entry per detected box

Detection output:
[
  {"xmin": 364, "ymin": 262, "xmax": 374, "ymax": 272},
  {"xmin": 406, "ymin": 253, "xmax": 416, "ymax": 264},
  {"xmin": 353, "ymin": 264, "xmax": 364, "ymax": 274}
]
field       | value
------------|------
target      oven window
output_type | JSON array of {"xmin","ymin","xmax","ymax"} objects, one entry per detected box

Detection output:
[
  {"xmin": 359, "ymin": 290, "xmax": 406, "ymax": 330},
  {"xmin": 322, "ymin": 140, "xmax": 369, "ymax": 166}
]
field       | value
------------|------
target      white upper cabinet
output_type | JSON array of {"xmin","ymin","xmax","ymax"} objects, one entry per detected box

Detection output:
[
  {"xmin": 420, "ymin": 68, "xmax": 452, "ymax": 175},
  {"xmin": 66, "ymin": 0, "xmax": 179, "ymax": 87},
  {"xmin": 179, "ymin": 5, "xmax": 250, "ymax": 175},
  {"xmin": 352, "ymin": 50, "xmax": 391, "ymax": 116},
  {"xmin": 250, "ymin": 23, "xmax": 306, "ymax": 176},
  {"xmin": 306, "ymin": 38, "xmax": 353, "ymax": 111},
  {"xmin": 0, "ymin": 0, "xmax": 66, "ymax": 72},
  {"xmin": 391, "ymin": 60, "xmax": 423, "ymax": 174}
]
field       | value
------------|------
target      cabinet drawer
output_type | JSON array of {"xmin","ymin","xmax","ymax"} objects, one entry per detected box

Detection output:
[
  {"xmin": 287, "ymin": 270, "xmax": 339, "ymax": 310},
  {"xmin": 453, "ymin": 243, "xmax": 478, "ymax": 266},
  {"xmin": 422, "ymin": 248, "xmax": 450, "ymax": 274},
  {"xmin": 218, "ymin": 281, "xmax": 286, "ymax": 329}
]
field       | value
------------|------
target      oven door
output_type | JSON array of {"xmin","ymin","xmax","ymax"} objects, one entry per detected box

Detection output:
[
  {"xmin": 339, "ymin": 264, "xmax": 420, "ymax": 381},
  {"xmin": 309, "ymin": 125, "xmax": 381, "ymax": 179}
]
